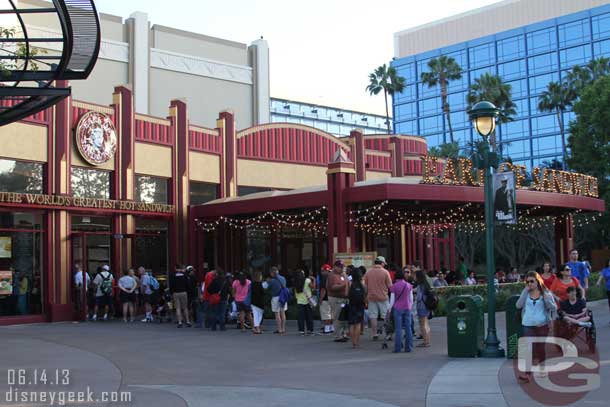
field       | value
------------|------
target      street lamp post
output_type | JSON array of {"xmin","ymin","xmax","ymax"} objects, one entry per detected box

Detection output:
[{"xmin": 468, "ymin": 101, "xmax": 505, "ymax": 358}]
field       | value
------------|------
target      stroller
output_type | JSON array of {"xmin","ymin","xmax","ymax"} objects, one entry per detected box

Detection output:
[
  {"xmin": 381, "ymin": 312, "xmax": 394, "ymax": 350},
  {"xmin": 153, "ymin": 289, "xmax": 173, "ymax": 323}
]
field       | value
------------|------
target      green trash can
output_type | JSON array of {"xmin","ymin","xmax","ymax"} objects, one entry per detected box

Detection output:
[
  {"xmin": 446, "ymin": 295, "xmax": 485, "ymax": 357},
  {"xmin": 505, "ymin": 295, "xmax": 523, "ymax": 359}
]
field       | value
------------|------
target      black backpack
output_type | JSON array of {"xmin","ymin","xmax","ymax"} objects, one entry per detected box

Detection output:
[
  {"xmin": 349, "ymin": 284, "xmax": 365, "ymax": 306},
  {"xmin": 424, "ymin": 286, "xmax": 439, "ymax": 311}
]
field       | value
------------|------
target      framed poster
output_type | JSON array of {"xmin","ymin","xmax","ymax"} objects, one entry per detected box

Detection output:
[
  {"xmin": 0, "ymin": 270, "xmax": 12, "ymax": 295},
  {"xmin": 493, "ymin": 171, "xmax": 517, "ymax": 224},
  {"xmin": 334, "ymin": 252, "xmax": 377, "ymax": 269},
  {"xmin": 0, "ymin": 236, "xmax": 11, "ymax": 258}
]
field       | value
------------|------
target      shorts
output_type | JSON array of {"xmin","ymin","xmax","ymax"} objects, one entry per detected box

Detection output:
[
  {"xmin": 120, "ymin": 291, "xmax": 136, "ymax": 304},
  {"xmin": 143, "ymin": 293, "xmax": 155, "ymax": 305},
  {"xmin": 368, "ymin": 300, "xmax": 389, "ymax": 319},
  {"xmin": 320, "ymin": 300, "xmax": 332, "ymax": 321},
  {"xmin": 271, "ymin": 296, "xmax": 288, "ymax": 313},
  {"xmin": 348, "ymin": 304, "xmax": 365, "ymax": 325},
  {"xmin": 236, "ymin": 302, "xmax": 251, "ymax": 312},
  {"xmin": 96, "ymin": 295, "xmax": 112, "ymax": 307}
]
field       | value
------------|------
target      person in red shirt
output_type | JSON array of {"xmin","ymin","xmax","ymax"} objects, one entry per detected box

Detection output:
[
  {"xmin": 550, "ymin": 264, "xmax": 584, "ymax": 302},
  {"xmin": 197, "ymin": 269, "xmax": 216, "ymax": 328},
  {"xmin": 540, "ymin": 261, "xmax": 556, "ymax": 290}
]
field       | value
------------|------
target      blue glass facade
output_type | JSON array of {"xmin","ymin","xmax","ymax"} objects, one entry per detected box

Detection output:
[{"xmin": 392, "ymin": 4, "xmax": 610, "ymax": 168}]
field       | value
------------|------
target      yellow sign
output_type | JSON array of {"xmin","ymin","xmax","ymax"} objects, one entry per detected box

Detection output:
[
  {"xmin": 334, "ymin": 252, "xmax": 377, "ymax": 269},
  {"xmin": 421, "ymin": 157, "xmax": 598, "ymax": 198},
  {"xmin": 0, "ymin": 192, "xmax": 174, "ymax": 214}
]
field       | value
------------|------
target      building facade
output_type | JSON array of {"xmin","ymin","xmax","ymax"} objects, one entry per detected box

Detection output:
[
  {"xmin": 392, "ymin": 0, "xmax": 610, "ymax": 168},
  {"xmin": 18, "ymin": 0, "xmax": 270, "ymax": 129},
  {"xmin": 270, "ymin": 98, "xmax": 391, "ymax": 138}
]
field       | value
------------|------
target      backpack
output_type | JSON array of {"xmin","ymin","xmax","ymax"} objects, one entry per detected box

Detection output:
[
  {"xmin": 278, "ymin": 282, "xmax": 292, "ymax": 306},
  {"xmin": 424, "ymin": 286, "xmax": 439, "ymax": 311},
  {"xmin": 349, "ymin": 284, "xmax": 365, "ymax": 306},
  {"xmin": 149, "ymin": 275, "xmax": 160, "ymax": 291},
  {"xmin": 100, "ymin": 273, "xmax": 113, "ymax": 296}
]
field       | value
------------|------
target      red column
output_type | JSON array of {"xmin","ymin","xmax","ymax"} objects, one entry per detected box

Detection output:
[
  {"xmin": 326, "ymin": 152, "xmax": 355, "ymax": 260},
  {"xmin": 218, "ymin": 110, "xmax": 237, "ymax": 198},
  {"xmin": 425, "ymin": 232, "xmax": 434, "ymax": 271},
  {"xmin": 169, "ymin": 99, "xmax": 189, "ymax": 266},
  {"xmin": 390, "ymin": 137, "xmax": 405, "ymax": 178},
  {"xmin": 555, "ymin": 214, "xmax": 574, "ymax": 267}
]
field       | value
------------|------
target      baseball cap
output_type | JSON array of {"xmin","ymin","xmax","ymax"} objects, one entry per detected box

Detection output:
[
  {"xmin": 375, "ymin": 256, "xmax": 386, "ymax": 264},
  {"xmin": 321, "ymin": 264, "xmax": 332, "ymax": 271},
  {"xmin": 102, "ymin": 265, "xmax": 110, "ymax": 271},
  {"xmin": 333, "ymin": 260, "xmax": 344, "ymax": 268}
]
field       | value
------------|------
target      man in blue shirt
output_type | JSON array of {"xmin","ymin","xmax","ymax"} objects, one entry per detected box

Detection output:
[
  {"xmin": 566, "ymin": 249, "xmax": 589, "ymax": 293},
  {"xmin": 265, "ymin": 266, "xmax": 287, "ymax": 334}
]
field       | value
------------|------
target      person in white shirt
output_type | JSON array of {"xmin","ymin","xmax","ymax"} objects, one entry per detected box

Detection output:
[
  {"xmin": 465, "ymin": 271, "xmax": 478, "ymax": 286},
  {"xmin": 92, "ymin": 265, "xmax": 114, "ymax": 321},
  {"xmin": 138, "ymin": 266, "xmax": 154, "ymax": 322},
  {"xmin": 73, "ymin": 262, "xmax": 90, "ymax": 318},
  {"xmin": 118, "ymin": 269, "xmax": 137, "ymax": 322}
]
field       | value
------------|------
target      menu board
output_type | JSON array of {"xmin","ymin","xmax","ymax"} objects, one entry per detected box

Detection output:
[
  {"xmin": 0, "ymin": 270, "xmax": 12, "ymax": 295},
  {"xmin": 0, "ymin": 237, "xmax": 11, "ymax": 258},
  {"xmin": 334, "ymin": 252, "xmax": 377, "ymax": 269}
]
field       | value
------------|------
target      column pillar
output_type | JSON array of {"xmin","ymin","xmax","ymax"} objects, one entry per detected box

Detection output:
[
  {"xmin": 390, "ymin": 136, "xmax": 405, "ymax": 178},
  {"xmin": 425, "ymin": 232, "xmax": 434, "ymax": 271},
  {"xmin": 555, "ymin": 214, "xmax": 574, "ymax": 267},
  {"xmin": 326, "ymin": 149, "xmax": 355, "ymax": 260},
  {"xmin": 448, "ymin": 225, "xmax": 456, "ymax": 271},
  {"xmin": 170, "ymin": 99, "xmax": 189, "ymax": 266},
  {"xmin": 350, "ymin": 129, "xmax": 366, "ymax": 182},
  {"xmin": 217, "ymin": 110, "xmax": 237, "ymax": 198}
]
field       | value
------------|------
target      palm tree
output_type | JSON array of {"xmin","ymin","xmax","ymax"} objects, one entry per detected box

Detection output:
[
  {"xmin": 366, "ymin": 64, "xmax": 406, "ymax": 133},
  {"xmin": 420, "ymin": 56, "xmax": 462, "ymax": 143},
  {"xmin": 466, "ymin": 73, "xmax": 516, "ymax": 152},
  {"xmin": 538, "ymin": 81, "xmax": 572, "ymax": 170},
  {"xmin": 586, "ymin": 56, "xmax": 610, "ymax": 81}
]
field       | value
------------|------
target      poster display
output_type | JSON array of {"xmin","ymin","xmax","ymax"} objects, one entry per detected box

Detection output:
[
  {"xmin": 493, "ymin": 171, "xmax": 517, "ymax": 224},
  {"xmin": 0, "ymin": 236, "xmax": 11, "ymax": 258},
  {"xmin": 334, "ymin": 252, "xmax": 377, "ymax": 269},
  {"xmin": 0, "ymin": 270, "xmax": 12, "ymax": 295}
]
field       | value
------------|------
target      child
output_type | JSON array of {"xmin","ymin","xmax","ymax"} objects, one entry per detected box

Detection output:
[{"xmin": 559, "ymin": 286, "xmax": 592, "ymax": 327}]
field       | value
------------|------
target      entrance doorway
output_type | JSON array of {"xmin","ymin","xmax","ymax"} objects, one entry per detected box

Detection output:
[{"xmin": 71, "ymin": 216, "xmax": 113, "ymax": 321}]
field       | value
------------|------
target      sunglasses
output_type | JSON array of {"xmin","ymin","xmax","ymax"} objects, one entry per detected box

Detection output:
[{"xmin": 526, "ymin": 279, "xmax": 537, "ymax": 284}]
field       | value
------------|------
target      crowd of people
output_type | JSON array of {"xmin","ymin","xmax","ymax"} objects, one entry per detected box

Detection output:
[{"xmin": 73, "ymin": 248, "xmax": 610, "ymax": 357}]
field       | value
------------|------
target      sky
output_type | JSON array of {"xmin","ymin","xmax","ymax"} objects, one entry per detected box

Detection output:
[{"xmin": 97, "ymin": 0, "xmax": 503, "ymax": 116}]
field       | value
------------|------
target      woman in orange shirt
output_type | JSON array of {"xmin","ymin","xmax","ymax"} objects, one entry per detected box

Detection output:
[{"xmin": 550, "ymin": 264, "xmax": 584, "ymax": 302}]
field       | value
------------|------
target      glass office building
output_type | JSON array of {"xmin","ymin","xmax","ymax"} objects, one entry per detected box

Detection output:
[
  {"xmin": 271, "ymin": 98, "xmax": 391, "ymax": 138},
  {"xmin": 392, "ymin": 3, "xmax": 610, "ymax": 168}
]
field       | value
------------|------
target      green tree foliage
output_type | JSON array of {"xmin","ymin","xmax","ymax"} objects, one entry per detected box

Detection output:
[
  {"xmin": 428, "ymin": 141, "xmax": 460, "ymax": 159},
  {"xmin": 421, "ymin": 56, "xmax": 462, "ymax": 143},
  {"xmin": 538, "ymin": 81, "xmax": 572, "ymax": 169},
  {"xmin": 568, "ymin": 75, "xmax": 610, "ymax": 246},
  {"xmin": 1, "ymin": 26, "xmax": 46, "ymax": 78},
  {"xmin": 366, "ymin": 64, "xmax": 405, "ymax": 133}
]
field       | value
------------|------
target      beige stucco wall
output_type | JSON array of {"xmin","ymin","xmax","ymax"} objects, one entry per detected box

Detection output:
[
  {"xmin": 238, "ymin": 159, "xmax": 327, "ymax": 190},
  {"xmin": 71, "ymin": 59, "xmax": 129, "ymax": 107},
  {"xmin": 151, "ymin": 26, "xmax": 248, "ymax": 65},
  {"xmin": 395, "ymin": 0, "xmax": 610, "ymax": 58},
  {"xmin": 149, "ymin": 68, "xmax": 253, "ymax": 128},
  {"xmin": 134, "ymin": 142, "xmax": 172, "ymax": 177},
  {"xmin": 0, "ymin": 122, "xmax": 48, "ymax": 162},
  {"xmin": 189, "ymin": 152, "xmax": 220, "ymax": 184},
  {"xmin": 366, "ymin": 171, "xmax": 391, "ymax": 180}
]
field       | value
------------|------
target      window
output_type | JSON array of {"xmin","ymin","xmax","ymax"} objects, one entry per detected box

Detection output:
[
  {"xmin": 469, "ymin": 66, "xmax": 495, "ymax": 83},
  {"xmin": 503, "ymin": 138, "xmax": 530, "ymax": 159},
  {"xmin": 395, "ymin": 102, "xmax": 417, "ymax": 120},
  {"xmin": 527, "ymin": 28, "xmax": 557, "ymax": 55},
  {"xmin": 238, "ymin": 186, "xmax": 273, "ymax": 196},
  {"xmin": 469, "ymin": 43, "xmax": 495, "ymax": 68},
  {"xmin": 502, "ymin": 119, "xmax": 529, "ymax": 140},
  {"xmin": 449, "ymin": 110, "xmax": 469, "ymax": 129},
  {"xmin": 419, "ymin": 81, "xmax": 440, "ymax": 98},
  {"xmin": 135, "ymin": 175, "xmax": 168, "ymax": 204},
  {"xmin": 425, "ymin": 133, "xmax": 443, "ymax": 148},
  {"xmin": 528, "ymin": 52, "xmax": 557, "ymax": 75},
  {"xmin": 418, "ymin": 97, "xmax": 441, "ymax": 116},
  {"xmin": 533, "ymin": 135, "xmax": 561, "ymax": 156},
  {"xmin": 396, "ymin": 62, "xmax": 416, "ymax": 83},
  {"xmin": 560, "ymin": 45, "xmax": 591, "ymax": 69},
  {"xmin": 452, "ymin": 129, "xmax": 471, "ymax": 147},
  {"xmin": 0, "ymin": 159, "xmax": 43, "ymax": 194},
  {"xmin": 593, "ymin": 13, "xmax": 610, "ymax": 40},
  {"xmin": 189, "ymin": 182, "xmax": 218, "ymax": 205},
  {"xmin": 447, "ymin": 91, "xmax": 467, "ymax": 111},
  {"xmin": 395, "ymin": 84, "xmax": 416, "ymax": 102},
  {"xmin": 135, "ymin": 218, "xmax": 168, "ymax": 278},
  {"xmin": 506, "ymin": 79, "xmax": 528, "ymax": 98},
  {"xmin": 513, "ymin": 98, "xmax": 529, "ymax": 119},
  {"xmin": 529, "ymin": 73, "xmax": 558, "ymax": 95},
  {"xmin": 0, "ymin": 211, "xmax": 44, "ymax": 317},
  {"xmin": 498, "ymin": 59, "xmax": 526, "ymax": 81},
  {"xmin": 419, "ymin": 115, "xmax": 443, "ymax": 135},
  {"xmin": 71, "ymin": 167, "xmax": 110, "ymax": 199},
  {"xmin": 593, "ymin": 39, "xmax": 610, "ymax": 58},
  {"xmin": 447, "ymin": 49, "xmax": 467, "ymax": 68},
  {"xmin": 396, "ymin": 120, "xmax": 417, "ymax": 134},
  {"xmin": 558, "ymin": 19, "xmax": 590, "ymax": 47},
  {"xmin": 497, "ymin": 35, "xmax": 525, "ymax": 61},
  {"xmin": 531, "ymin": 115, "xmax": 559, "ymax": 136}
]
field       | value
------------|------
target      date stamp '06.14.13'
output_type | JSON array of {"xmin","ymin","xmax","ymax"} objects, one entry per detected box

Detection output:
[{"xmin": 4, "ymin": 369, "xmax": 132, "ymax": 406}]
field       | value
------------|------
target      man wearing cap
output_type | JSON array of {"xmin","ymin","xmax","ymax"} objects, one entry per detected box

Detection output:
[
  {"xmin": 92, "ymin": 265, "xmax": 114, "ymax": 321},
  {"xmin": 364, "ymin": 256, "xmax": 392, "ymax": 340},
  {"xmin": 494, "ymin": 176, "xmax": 513, "ymax": 219},
  {"xmin": 327, "ymin": 260, "xmax": 349, "ymax": 342},
  {"xmin": 319, "ymin": 264, "xmax": 333, "ymax": 335}
]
